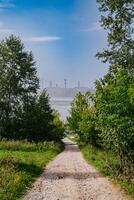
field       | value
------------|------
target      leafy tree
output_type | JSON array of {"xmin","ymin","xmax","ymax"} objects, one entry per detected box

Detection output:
[
  {"xmin": 22, "ymin": 90, "xmax": 65, "ymax": 142},
  {"xmin": 52, "ymin": 110, "xmax": 65, "ymax": 141},
  {"xmin": 67, "ymin": 92, "xmax": 99, "ymax": 146},
  {"xmin": 78, "ymin": 106, "xmax": 100, "ymax": 146},
  {"xmin": 95, "ymin": 68, "xmax": 134, "ymax": 174},
  {"xmin": 95, "ymin": 0, "xmax": 134, "ymax": 175},
  {"xmin": 0, "ymin": 35, "xmax": 39, "ymax": 139},
  {"xmin": 21, "ymin": 89, "xmax": 53, "ymax": 141},
  {"xmin": 96, "ymin": 0, "xmax": 134, "ymax": 74},
  {"xmin": 67, "ymin": 92, "xmax": 89, "ymax": 134},
  {"xmin": 0, "ymin": 35, "xmax": 64, "ymax": 142}
]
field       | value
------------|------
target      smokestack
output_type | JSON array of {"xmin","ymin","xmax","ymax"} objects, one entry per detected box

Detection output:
[
  {"xmin": 64, "ymin": 79, "xmax": 67, "ymax": 89},
  {"xmin": 78, "ymin": 81, "xmax": 80, "ymax": 88}
]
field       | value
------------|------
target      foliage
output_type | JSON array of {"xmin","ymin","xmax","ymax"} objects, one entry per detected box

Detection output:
[
  {"xmin": 95, "ymin": 0, "xmax": 134, "ymax": 175},
  {"xmin": 0, "ymin": 35, "xmax": 64, "ymax": 142},
  {"xmin": 21, "ymin": 90, "xmax": 53, "ymax": 141},
  {"xmin": 68, "ymin": 0, "xmax": 134, "ymax": 180},
  {"xmin": 96, "ymin": 0, "xmax": 134, "ymax": 73},
  {"xmin": 81, "ymin": 145, "xmax": 134, "ymax": 198},
  {"xmin": 95, "ymin": 68, "xmax": 134, "ymax": 174},
  {"xmin": 67, "ymin": 92, "xmax": 99, "ymax": 146},
  {"xmin": 0, "ymin": 140, "xmax": 63, "ymax": 200},
  {"xmin": 0, "ymin": 35, "xmax": 39, "ymax": 139},
  {"xmin": 52, "ymin": 110, "xmax": 65, "ymax": 141},
  {"xmin": 67, "ymin": 92, "xmax": 87, "ymax": 133},
  {"xmin": 78, "ymin": 106, "xmax": 100, "ymax": 146},
  {"xmin": 0, "ymin": 139, "xmax": 63, "ymax": 152}
]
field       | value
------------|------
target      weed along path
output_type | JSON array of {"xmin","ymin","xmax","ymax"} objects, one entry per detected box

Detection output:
[{"xmin": 23, "ymin": 139, "xmax": 131, "ymax": 200}]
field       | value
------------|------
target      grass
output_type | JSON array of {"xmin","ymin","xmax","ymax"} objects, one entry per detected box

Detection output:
[
  {"xmin": 0, "ymin": 140, "xmax": 63, "ymax": 200},
  {"xmin": 81, "ymin": 145, "xmax": 134, "ymax": 198}
]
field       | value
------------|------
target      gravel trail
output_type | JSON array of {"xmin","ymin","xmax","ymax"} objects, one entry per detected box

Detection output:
[{"xmin": 23, "ymin": 138, "xmax": 131, "ymax": 200}]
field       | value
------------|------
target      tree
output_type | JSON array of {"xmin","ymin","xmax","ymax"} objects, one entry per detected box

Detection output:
[
  {"xmin": 67, "ymin": 92, "xmax": 99, "ymax": 146},
  {"xmin": 96, "ymin": 0, "xmax": 134, "ymax": 74},
  {"xmin": 67, "ymin": 92, "xmax": 89, "ymax": 134},
  {"xmin": 95, "ymin": 0, "xmax": 134, "ymax": 175},
  {"xmin": 0, "ymin": 35, "xmax": 39, "ymax": 139},
  {"xmin": 0, "ymin": 35, "xmax": 65, "ymax": 142},
  {"xmin": 22, "ymin": 90, "xmax": 65, "ymax": 142},
  {"xmin": 78, "ymin": 106, "xmax": 100, "ymax": 146},
  {"xmin": 52, "ymin": 110, "xmax": 65, "ymax": 141},
  {"xmin": 21, "ymin": 89, "xmax": 53, "ymax": 141},
  {"xmin": 95, "ymin": 68, "xmax": 134, "ymax": 174}
]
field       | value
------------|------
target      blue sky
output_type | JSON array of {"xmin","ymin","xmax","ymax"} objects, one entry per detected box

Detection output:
[{"xmin": 0, "ymin": 0, "xmax": 108, "ymax": 88}]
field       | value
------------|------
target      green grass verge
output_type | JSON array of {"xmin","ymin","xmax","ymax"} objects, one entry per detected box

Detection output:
[
  {"xmin": 0, "ymin": 140, "xmax": 63, "ymax": 200},
  {"xmin": 81, "ymin": 145, "xmax": 134, "ymax": 198}
]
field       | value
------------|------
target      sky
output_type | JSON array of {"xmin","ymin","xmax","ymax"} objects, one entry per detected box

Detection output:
[{"xmin": 0, "ymin": 0, "xmax": 108, "ymax": 88}]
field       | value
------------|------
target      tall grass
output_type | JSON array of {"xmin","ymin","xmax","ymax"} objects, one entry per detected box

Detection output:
[
  {"xmin": 81, "ymin": 145, "xmax": 134, "ymax": 198},
  {"xmin": 0, "ymin": 140, "xmax": 63, "ymax": 200},
  {"xmin": 0, "ymin": 139, "xmax": 62, "ymax": 152}
]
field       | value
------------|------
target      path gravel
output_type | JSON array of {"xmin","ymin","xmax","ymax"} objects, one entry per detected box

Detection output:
[{"xmin": 23, "ymin": 138, "xmax": 131, "ymax": 200}]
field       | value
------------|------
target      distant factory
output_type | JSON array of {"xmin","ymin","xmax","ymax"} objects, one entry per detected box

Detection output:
[{"xmin": 46, "ymin": 80, "xmax": 94, "ymax": 98}]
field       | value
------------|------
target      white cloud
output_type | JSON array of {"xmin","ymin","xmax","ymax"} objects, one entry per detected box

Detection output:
[
  {"xmin": 0, "ymin": 0, "xmax": 15, "ymax": 11},
  {"xmin": 25, "ymin": 36, "xmax": 63, "ymax": 42},
  {"xmin": 82, "ymin": 22, "xmax": 103, "ymax": 32},
  {"xmin": 0, "ymin": 28, "xmax": 15, "ymax": 33}
]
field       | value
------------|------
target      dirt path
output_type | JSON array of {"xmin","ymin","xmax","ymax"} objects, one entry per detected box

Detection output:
[{"xmin": 23, "ymin": 138, "xmax": 131, "ymax": 200}]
